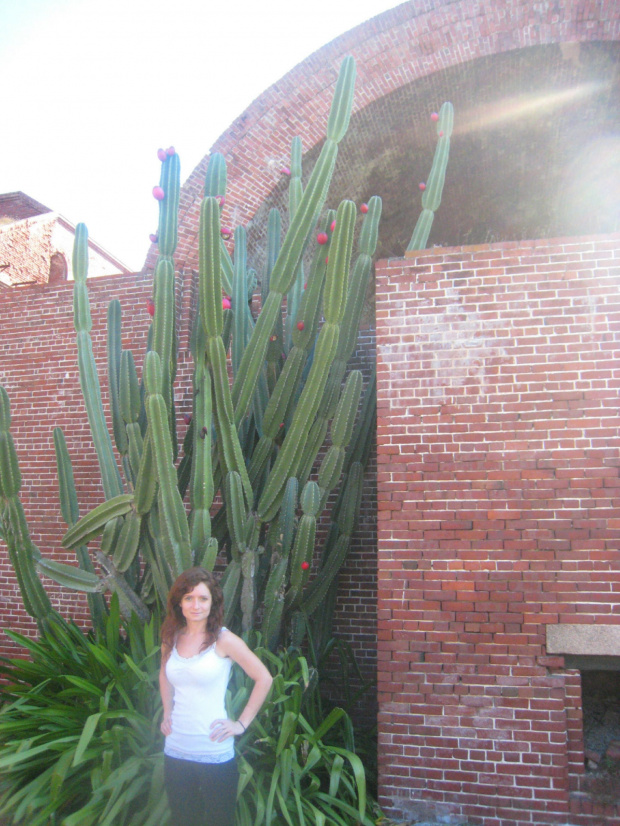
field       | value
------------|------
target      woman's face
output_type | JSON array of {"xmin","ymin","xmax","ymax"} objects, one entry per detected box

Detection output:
[{"xmin": 180, "ymin": 582, "xmax": 212, "ymax": 625}]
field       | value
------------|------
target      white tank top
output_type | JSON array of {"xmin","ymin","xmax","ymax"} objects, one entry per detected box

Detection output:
[{"xmin": 164, "ymin": 628, "xmax": 234, "ymax": 763}]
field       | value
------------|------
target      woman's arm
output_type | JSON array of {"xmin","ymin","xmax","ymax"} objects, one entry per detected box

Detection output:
[
  {"xmin": 159, "ymin": 645, "xmax": 174, "ymax": 736},
  {"xmin": 210, "ymin": 631, "xmax": 273, "ymax": 742}
]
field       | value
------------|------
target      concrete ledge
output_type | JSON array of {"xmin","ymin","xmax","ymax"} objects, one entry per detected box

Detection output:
[{"xmin": 547, "ymin": 624, "xmax": 620, "ymax": 656}]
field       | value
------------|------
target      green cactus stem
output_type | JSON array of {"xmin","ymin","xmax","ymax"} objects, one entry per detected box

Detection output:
[
  {"xmin": 407, "ymin": 102, "xmax": 454, "ymax": 251},
  {"xmin": 73, "ymin": 225, "xmax": 123, "ymax": 501},
  {"xmin": 231, "ymin": 57, "xmax": 356, "ymax": 424},
  {"xmin": 54, "ymin": 427, "xmax": 107, "ymax": 632},
  {"xmin": 144, "ymin": 351, "xmax": 192, "ymax": 578}
]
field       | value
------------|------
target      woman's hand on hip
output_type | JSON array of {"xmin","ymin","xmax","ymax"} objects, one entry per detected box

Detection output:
[{"xmin": 210, "ymin": 718, "xmax": 245, "ymax": 742}]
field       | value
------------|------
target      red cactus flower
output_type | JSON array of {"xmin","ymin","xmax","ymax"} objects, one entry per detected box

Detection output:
[
  {"xmin": 431, "ymin": 112, "xmax": 439, "ymax": 121},
  {"xmin": 153, "ymin": 186, "xmax": 165, "ymax": 200},
  {"xmin": 222, "ymin": 297, "xmax": 231, "ymax": 310},
  {"xmin": 301, "ymin": 561, "xmax": 310, "ymax": 571},
  {"xmin": 220, "ymin": 226, "xmax": 232, "ymax": 240},
  {"xmin": 183, "ymin": 413, "xmax": 192, "ymax": 425},
  {"xmin": 360, "ymin": 203, "xmax": 369, "ymax": 214},
  {"xmin": 317, "ymin": 232, "xmax": 328, "ymax": 245},
  {"xmin": 297, "ymin": 321, "xmax": 305, "ymax": 331},
  {"xmin": 166, "ymin": 146, "xmax": 176, "ymax": 156},
  {"xmin": 147, "ymin": 299, "xmax": 155, "ymax": 317},
  {"xmin": 419, "ymin": 182, "xmax": 426, "ymax": 191}
]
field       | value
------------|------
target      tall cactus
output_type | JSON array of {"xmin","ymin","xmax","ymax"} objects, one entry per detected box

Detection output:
[{"xmin": 0, "ymin": 55, "xmax": 381, "ymax": 651}]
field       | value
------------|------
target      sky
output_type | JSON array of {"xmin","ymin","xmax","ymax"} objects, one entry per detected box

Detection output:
[{"xmin": 0, "ymin": 0, "xmax": 400, "ymax": 270}]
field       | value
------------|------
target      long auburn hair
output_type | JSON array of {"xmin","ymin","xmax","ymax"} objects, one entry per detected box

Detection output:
[{"xmin": 160, "ymin": 568, "xmax": 224, "ymax": 663}]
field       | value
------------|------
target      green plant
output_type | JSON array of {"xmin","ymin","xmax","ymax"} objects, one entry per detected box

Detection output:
[
  {"xmin": 0, "ymin": 55, "xmax": 379, "ymax": 654},
  {"xmin": 0, "ymin": 618, "xmax": 375, "ymax": 826},
  {"xmin": 0, "ymin": 601, "xmax": 165, "ymax": 826},
  {"xmin": 230, "ymin": 642, "xmax": 374, "ymax": 826}
]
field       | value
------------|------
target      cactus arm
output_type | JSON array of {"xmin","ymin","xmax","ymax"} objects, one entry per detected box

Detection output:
[
  {"xmin": 225, "ymin": 470, "xmax": 246, "ymax": 561},
  {"xmin": 72, "ymin": 225, "xmax": 123, "ymax": 501},
  {"xmin": 151, "ymin": 258, "xmax": 176, "ymax": 415},
  {"xmin": 190, "ymin": 366, "xmax": 214, "ymax": 559},
  {"xmin": 61, "ymin": 494, "xmax": 135, "ymax": 549},
  {"xmin": 0, "ymin": 389, "xmax": 56, "ymax": 626},
  {"xmin": 111, "ymin": 511, "xmax": 142, "ymax": 572},
  {"xmin": 221, "ymin": 559, "xmax": 242, "ymax": 627},
  {"xmin": 107, "ymin": 300, "xmax": 128, "ymax": 456},
  {"xmin": 285, "ymin": 137, "xmax": 304, "ymax": 352},
  {"xmin": 157, "ymin": 151, "xmax": 180, "ymax": 257},
  {"xmin": 53, "ymin": 427, "xmax": 107, "ymax": 629},
  {"xmin": 199, "ymin": 197, "xmax": 253, "ymax": 506},
  {"xmin": 134, "ymin": 429, "xmax": 157, "ymax": 515},
  {"xmin": 36, "ymin": 558, "xmax": 103, "ymax": 593},
  {"xmin": 407, "ymin": 102, "xmax": 453, "ymax": 251},
  {"xmin": 326, "ymin": 55, "xmax": 356, "ymax": 142},
  {"xmin": 144, "ymin": 352, "xmax": 191, "ymax": 577},
  {"xmin": 240, "ymin": 549, "xmax": 256, "ymax": 632},
  {"xmin": 285, "ymin": 481, "xmax": 319, "ymax": 612},
  {"xmin": 232, "ymin": 226, "xmax": 247, "ymax": 377}
]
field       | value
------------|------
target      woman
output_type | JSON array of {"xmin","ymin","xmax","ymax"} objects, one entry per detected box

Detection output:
[{"xmin": 159, "ymin": 567, "xmax": 273, "ymax": 826}]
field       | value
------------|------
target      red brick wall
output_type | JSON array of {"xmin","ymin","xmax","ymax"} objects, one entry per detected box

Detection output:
[
  {"xmin": 376, "ymin": 234, "xmax": 620, "ymax": 826},
  {"xmin": 0, "ymin": 274, "xmax": 153, "ymax": 657}
]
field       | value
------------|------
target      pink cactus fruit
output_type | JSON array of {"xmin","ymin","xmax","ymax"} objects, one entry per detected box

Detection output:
[
  {"xmin": 222, "ymin": 297, "xmax": 231, "ymax": 310},
  {"xmin": 431, "ymin": 112, "xmax": 439, "ymax": 121},
  {"xmin": 153, "ymin": 186, "xmax": 165, "ymax": 201},
  {"xmin": 439, "ymin": 131, "xmax": 444, "ymax": 137},
  {"xmin": 301, "ymin": 561, "xmax": 310, "ymax": 570},
  {"xmin": 360, "ymin": 203, "xmax": 369, "ymax": 214},
  {"xmin": 149, "ymin": 233, "xmax": 158, "ymax": 243},
  {"xmin": 296, "ymin": 321, "xmax": 305, "ymax": 331},
  {"xmin": 330, "ymin": 220, "xmax": 336, "ymax": 232},
  {"xmin": 183, "ymin": 413, "xmax": 192, "ymax": 425},
  {"xmin": 166, "ymin": 146, "xmax": 176, "ymax": 156},
  {"xmin": 281, "ymin": 166, "xmax": 291, "ymax": 175},
  {"xmin": 317, "ymin": 232, "xmax": 328, "ymax": 245},
  {"xmin": 419, "ymin": 182, "xmax": 426, "ymax": 191},
  {"xmin": 157, "ymin": 148, "xmax": 167, "ymax": 162},
  {"xmin": 147, "ymin": 299, "xmax": 155, "ymax": 317}
]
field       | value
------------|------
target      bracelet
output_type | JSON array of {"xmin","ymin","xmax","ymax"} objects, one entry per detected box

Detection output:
[{"xmin": 238, "ymin": 720, "xmax": 246, "ymax": 731}]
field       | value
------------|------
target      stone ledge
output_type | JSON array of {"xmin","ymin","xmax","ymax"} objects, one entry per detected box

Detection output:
[{"xmin": 547, "ymin": 624, "xmax": 620, "ymax": 656}]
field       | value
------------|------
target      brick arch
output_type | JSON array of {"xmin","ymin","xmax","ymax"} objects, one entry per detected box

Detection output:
[{"xmin": 146, "ymin": 0, "xmax": 620, "ymax": 276}]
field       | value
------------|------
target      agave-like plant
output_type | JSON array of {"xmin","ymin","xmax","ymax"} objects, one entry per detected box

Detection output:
[{"xmin": 0, "ymin": 610, "xmax": 374, "ymax": 826}]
